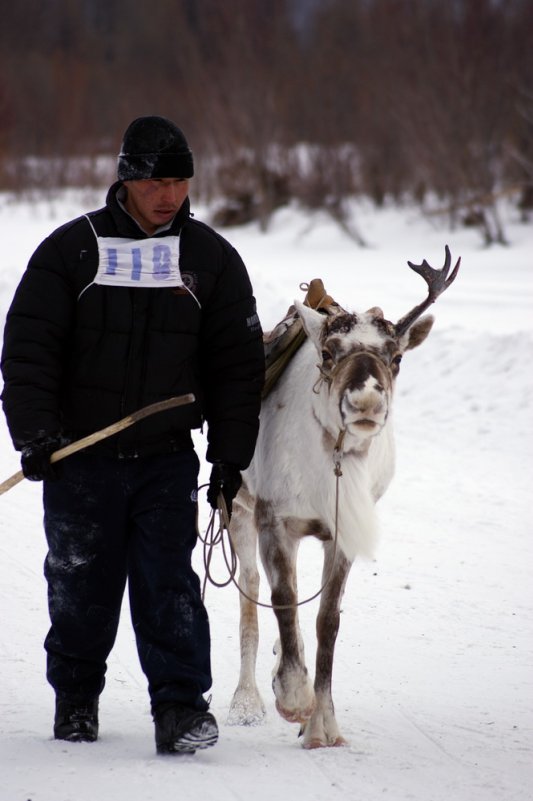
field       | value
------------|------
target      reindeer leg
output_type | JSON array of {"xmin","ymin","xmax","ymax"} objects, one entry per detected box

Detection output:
[
  {"xmin": 256, "ymin": 502, "xmax": 315, "ymax": 725},
  {"xmin": 301, "ymin": 544, "xmax": 352, "ymax": 748},
  {"xmin": 227, "ymin": 500, "xmax": 266, "ymax": 726}
]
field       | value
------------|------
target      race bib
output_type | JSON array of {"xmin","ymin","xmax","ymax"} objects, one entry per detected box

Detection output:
[
  {"xmin": 93, "ymin": 235, "xmax": 183, "ymax": 288},
  {"xmin": 80, "ymin": 216, "xmax": 201, "ymax": 306}
]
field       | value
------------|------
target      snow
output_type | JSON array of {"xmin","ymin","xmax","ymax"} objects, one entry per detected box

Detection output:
[{"xmin": 1, "ymin": 191, "xmax": 532, "ymax": 801}]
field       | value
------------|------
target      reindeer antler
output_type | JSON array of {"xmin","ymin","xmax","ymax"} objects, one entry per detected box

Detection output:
[{"xmin": 395, "ymin": 245, "xmax": 461, "ymax": 337}]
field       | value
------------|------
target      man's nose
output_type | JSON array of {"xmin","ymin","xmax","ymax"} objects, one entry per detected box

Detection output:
[{"xmin": 160, "ymin": 183, "xmax": 179, "ymax": 204}]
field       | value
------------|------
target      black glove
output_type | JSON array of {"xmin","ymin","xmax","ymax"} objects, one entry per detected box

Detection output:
[
  {"xmin": 207, "ymin": 462, "xmax": 242, "ymax": 518},
  {"xmin": 20, "ymin": 433, "xmax": 65, "ymax": 482}
]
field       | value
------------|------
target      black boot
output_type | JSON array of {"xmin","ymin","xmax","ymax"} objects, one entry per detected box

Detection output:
[
  {"xmin": 54, "ymin": 697, "xmax": 99, "ymax": 742},
  {"xmin": 153, "ymin": 702, "xmax": 218, "ymax": 754}
]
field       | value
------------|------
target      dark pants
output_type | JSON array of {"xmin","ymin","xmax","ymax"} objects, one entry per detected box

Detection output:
[{"xmin": 42, "ymin": 449, "xmax": 211, "ymax": 710}]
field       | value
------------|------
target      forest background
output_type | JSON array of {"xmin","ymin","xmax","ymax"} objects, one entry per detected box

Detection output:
[{"xmin": 1, "ymin": 0, "xmax": 532, "ymax": 244}]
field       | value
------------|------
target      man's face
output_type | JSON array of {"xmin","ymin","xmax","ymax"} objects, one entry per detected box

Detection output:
[{"xmin": 124, "ymin": 178, "xmax": 189, "ymax": 234}]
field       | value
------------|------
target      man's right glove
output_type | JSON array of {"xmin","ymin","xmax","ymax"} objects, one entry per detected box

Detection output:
[
  {"xmin": 20, "ymin": 433, "xmax": 65, "ymax": 482},
  {"xmin": 206, "ymin": 462, "xmax": 242, "ymax": 519}
]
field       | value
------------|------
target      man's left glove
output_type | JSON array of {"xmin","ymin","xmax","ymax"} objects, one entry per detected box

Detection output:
[
  {"xmin": 20, "ymin": 433, "xmax": 65, "ymax": 482},
  {"xmin": 207, "ymin": 462, "xmax": 242, "ymax": 518}
]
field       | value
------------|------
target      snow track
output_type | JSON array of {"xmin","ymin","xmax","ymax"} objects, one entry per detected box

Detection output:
[{"xmin": 1, "ymin": 194, "xmax": 531, "ymax": 800}]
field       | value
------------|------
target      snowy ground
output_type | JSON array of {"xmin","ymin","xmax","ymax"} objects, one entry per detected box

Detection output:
[{"xmin": 0, "ymin": 191, "xmax": 532, "ymax": 801}]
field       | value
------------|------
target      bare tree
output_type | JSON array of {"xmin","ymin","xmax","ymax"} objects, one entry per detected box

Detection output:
[{"xmin": 0, "ymin": 0, "xmax": 531, "ymax": 243}]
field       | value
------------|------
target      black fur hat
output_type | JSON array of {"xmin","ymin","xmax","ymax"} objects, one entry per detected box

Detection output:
[{"xmin": 117, "ymin": 116, "xmax": 194, "ymax": 180}]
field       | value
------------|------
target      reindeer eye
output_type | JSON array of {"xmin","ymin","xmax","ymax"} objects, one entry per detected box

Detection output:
[
  {"xmin": 321, "ymin": 350, "xmax": 333, "ymax": 363},
  {"xmin": 392, "ymin": 354, "xmax": 403, "ymax": 367}
]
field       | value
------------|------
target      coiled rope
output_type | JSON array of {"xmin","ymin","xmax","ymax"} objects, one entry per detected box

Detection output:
[{"xmin": 198, "ymin": 434, "xmax": 345, "ymax": 610}]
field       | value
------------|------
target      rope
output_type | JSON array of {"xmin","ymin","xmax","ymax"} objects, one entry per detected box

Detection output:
[
  {"xmin": 198, "ymin": 439, "xmax": 345, "ymax": 610},
  {"xmin": 198, "ymin": 485, "xmax": 238, "ymax": 600}
]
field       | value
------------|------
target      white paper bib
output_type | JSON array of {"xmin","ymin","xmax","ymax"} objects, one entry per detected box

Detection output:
[
  {"xmin": 94, "ymin": 235, "xmax": 183, "ymax": 288},
  {"xmin": 85, "ymin": 214, "xmax": 183, "ymax": 288}
]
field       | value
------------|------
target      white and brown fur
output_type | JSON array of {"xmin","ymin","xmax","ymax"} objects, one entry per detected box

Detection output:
[{"xmin": 227, "ymin": 299, "xmax": 435, "ymax": 748}]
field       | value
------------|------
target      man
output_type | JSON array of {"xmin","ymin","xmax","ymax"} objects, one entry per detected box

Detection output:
[{"xmin": 1, "ymin": 116, "xmax": 264, "ymax": 754}]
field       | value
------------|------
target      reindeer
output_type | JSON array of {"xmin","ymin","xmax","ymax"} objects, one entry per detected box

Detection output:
[{"xmin": 226, "ymin": 247, "xmax": 460, "ymax": 748}]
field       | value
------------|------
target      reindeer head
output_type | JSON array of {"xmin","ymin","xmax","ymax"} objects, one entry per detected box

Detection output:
[{"xmin": 295, "ymin": 247, "xmax": 460, "ymax": 445}]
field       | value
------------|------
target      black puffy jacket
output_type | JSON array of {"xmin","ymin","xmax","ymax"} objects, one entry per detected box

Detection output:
[{"xmin": 1, "ymin": 183, "xmax": 264, "ymax": 468}]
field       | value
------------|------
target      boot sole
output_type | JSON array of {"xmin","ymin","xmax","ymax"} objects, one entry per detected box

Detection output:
[
  {"xmin": 55, "ymin": 731, "xmax": 98, "ymax": 743},
  {"xmin": 157, "ymin": 720, "xmax": 219, "ymax": 755}
]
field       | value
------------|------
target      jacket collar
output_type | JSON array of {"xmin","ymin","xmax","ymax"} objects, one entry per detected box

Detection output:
[{"xmin": 105, "ymin": 180, "xmax": 191, "ymax": 238}]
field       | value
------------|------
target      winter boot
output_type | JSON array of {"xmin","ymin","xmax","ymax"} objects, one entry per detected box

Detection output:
[
  {"xmin": 153, "ymin": 702, "xmax": 218, "ymax": 754},
  {"xmin": 54, "ymin": 696, "xmax": 99, "ymax": 742}
]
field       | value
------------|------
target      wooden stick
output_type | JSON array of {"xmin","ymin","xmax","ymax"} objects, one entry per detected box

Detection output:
[{"xmin": 0, "ymin": 393, "xmax": 195, "ymax": 497}]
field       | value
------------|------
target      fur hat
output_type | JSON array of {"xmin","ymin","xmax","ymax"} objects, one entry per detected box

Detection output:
[{"xmin": 117, "ymin": 116, "xmax": 194, "ymax": 181}]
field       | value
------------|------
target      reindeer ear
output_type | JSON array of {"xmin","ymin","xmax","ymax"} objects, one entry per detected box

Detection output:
[
  {"xmin": 402, "ymin": 314, "xmax": 434, "ymax": 351},
  {"xmin": 294, "ymin": 300, "xmax": 325, "ymax": 346}
]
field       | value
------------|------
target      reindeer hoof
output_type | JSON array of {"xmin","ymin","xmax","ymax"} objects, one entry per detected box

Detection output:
[
  {"xmin": 302, "ymin": 738, "xmax": 325, "ymax": 749},
  {"xmin": 228, "ymin": 689, "xmax": 266, "ymax": 726},
  {"xmin": 302, "ymin": 735, "xmax": 348, "ymax": 750},
  {"xmin": 331, "ymin": 735, "xmax": 348, "ymax": 747},
  {"xmin": 227, "ymin": 707, "xmax": 266, "ymax": 727},
  {"xmin": 275, "ymin": 699, "xmax": 314, "ymax": 724}
]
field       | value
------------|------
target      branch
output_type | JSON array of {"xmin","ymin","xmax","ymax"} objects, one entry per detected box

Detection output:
[{"xmin": 0, "ymin": 394, "xmax": 195, "ymax": 497}]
